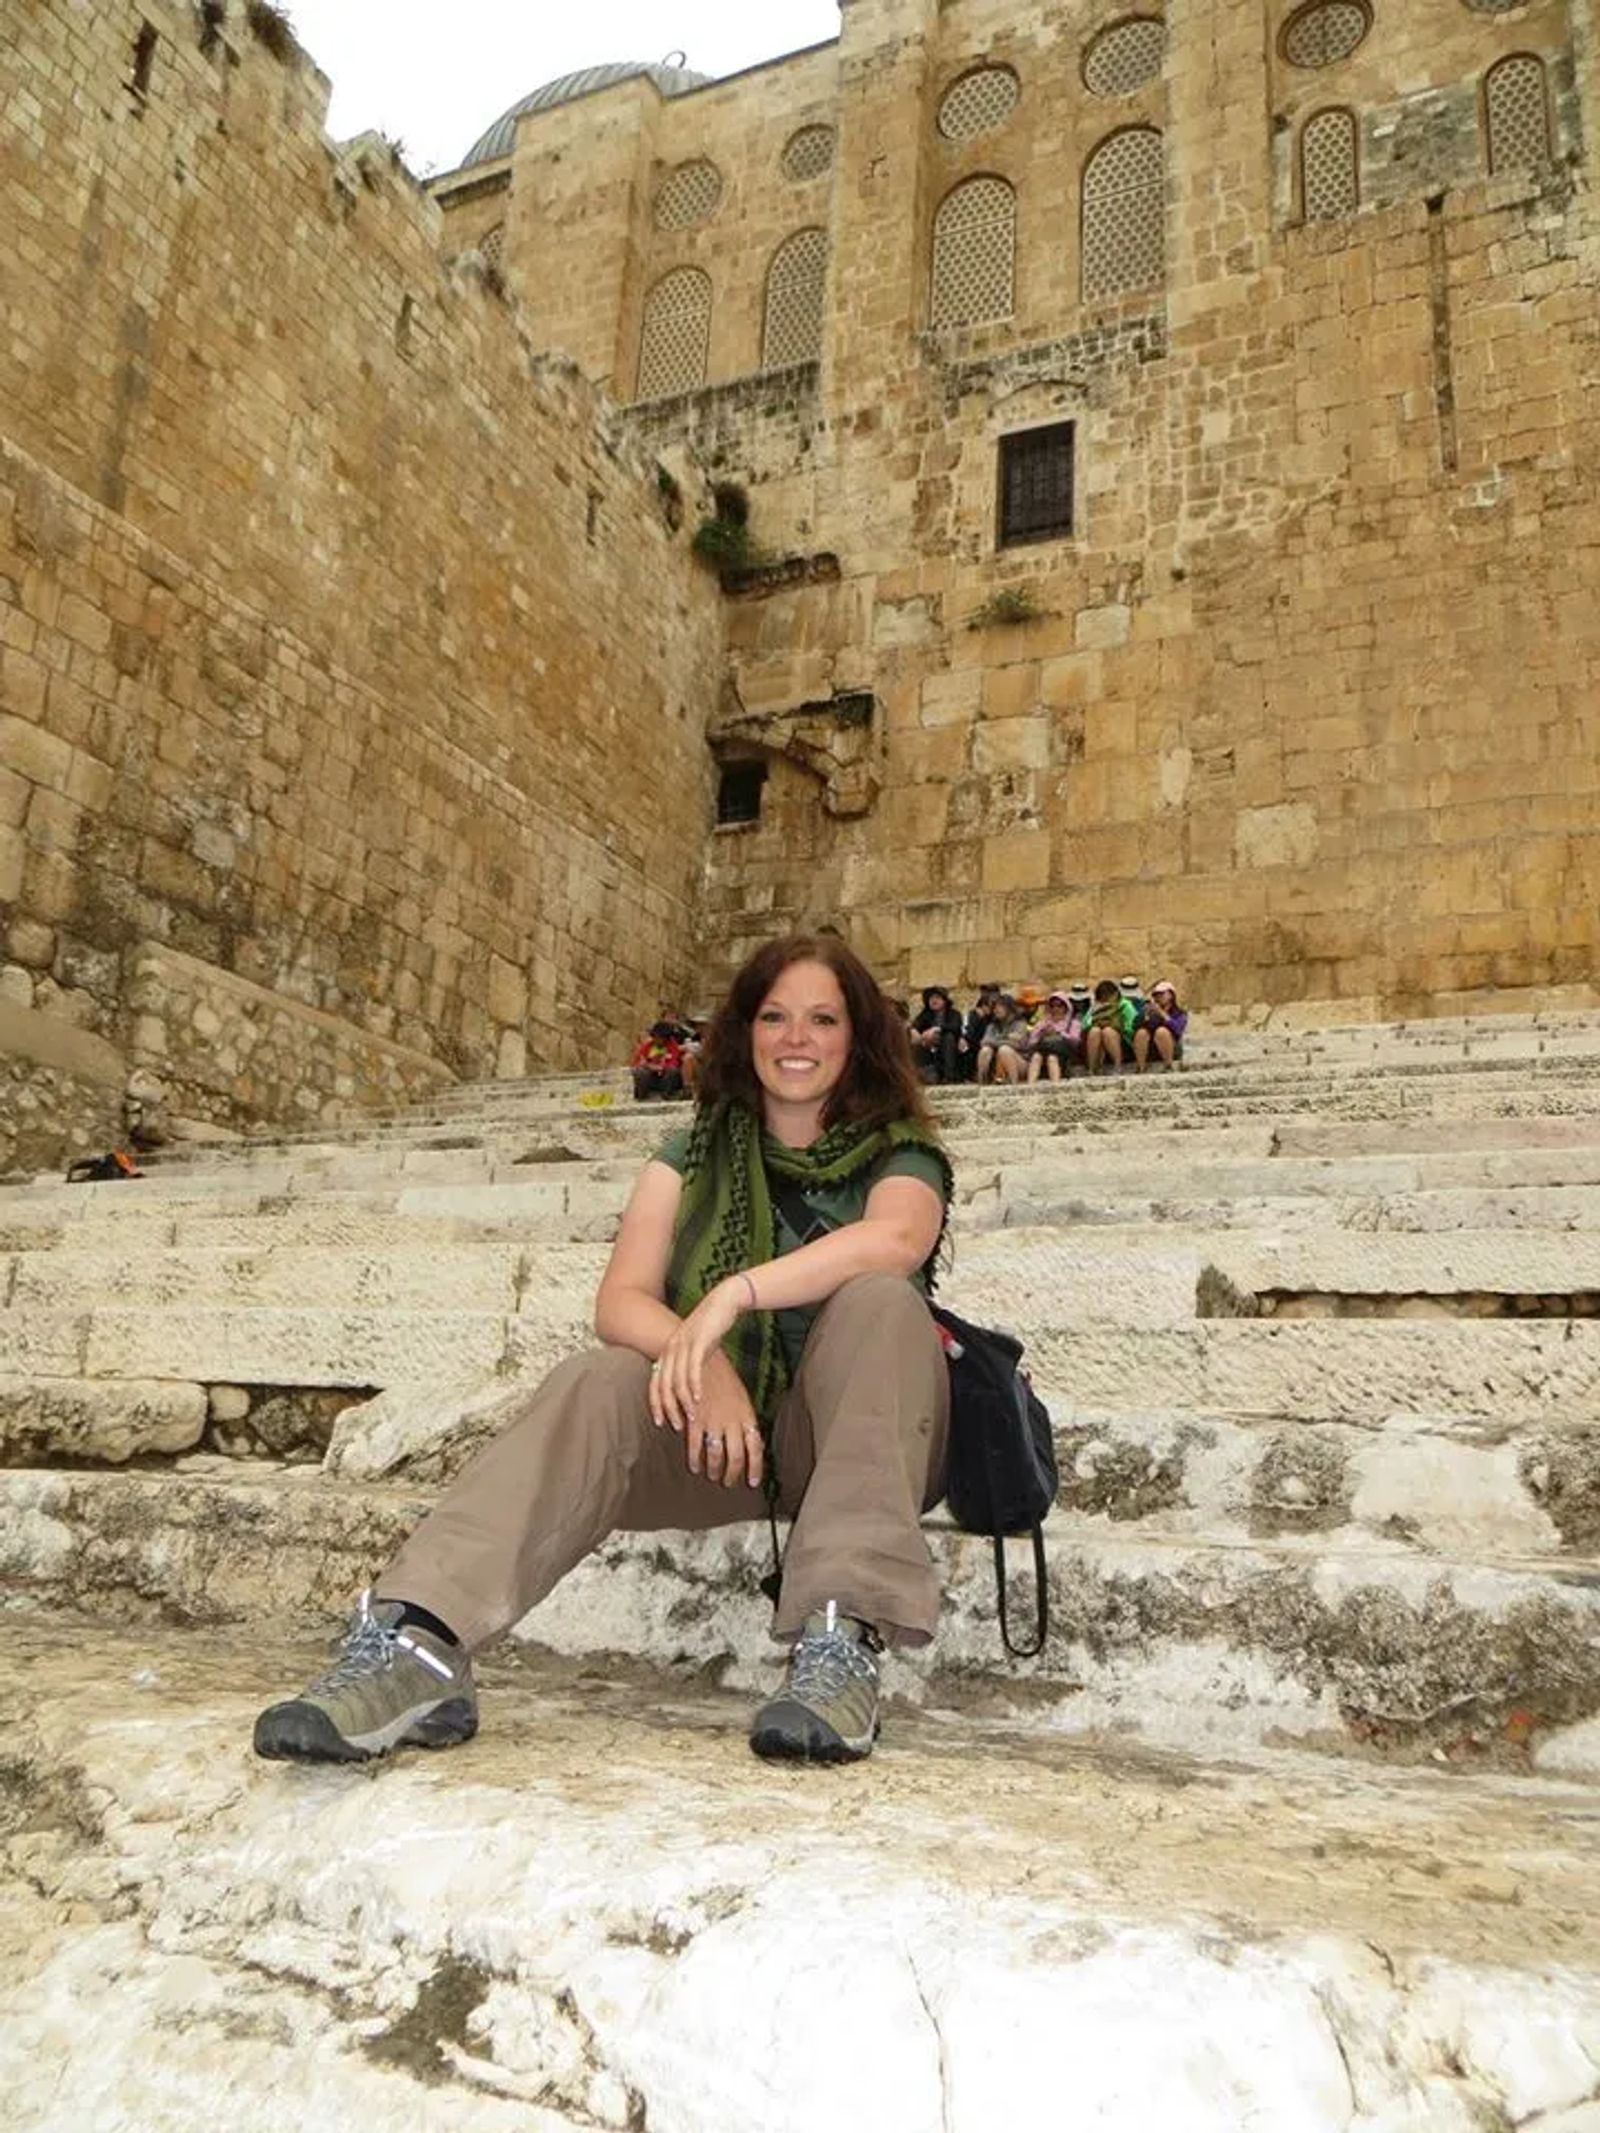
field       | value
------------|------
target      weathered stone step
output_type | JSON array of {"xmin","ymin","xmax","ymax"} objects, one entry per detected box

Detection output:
[
  {"xmin": 0, "ymin": 1376, "xmax": 206, "ymax": 1464},
  {"xmin": 8, "ymin": 1618, "xmax": 1600, "ymax": 2133},
  {"xmin": 283, "ymin": 1064, "xmax": 1600, "ymax": 1153},
  {"xmin": 5, "ymin": 1466, "xmax": 1599, "ymax": 1777},
  {"xmin": 2, "ymin": 1232, "xmax": 1217, "ymax": 1329},
  {"xmin": 21, "ymin": 1142, "xmax": 1600, "ymax": 1247},
  {"xmin": 1212, "ymin": 1230, "xmax": 1600, "ymax": 1301},
  {"xmin": 1049, "ymin": 1403, "xmax": 1586, "ymax": 1559},
  {"xmin": 6, "ymin": 1309, "xmax": 1598, "ymax": 1428},
  {"xmin": 127, "ymin": 1108, "xmax": 1600, "ymax": 1204}
]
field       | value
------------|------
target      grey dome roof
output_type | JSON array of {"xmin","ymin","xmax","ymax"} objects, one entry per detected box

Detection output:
[{"xmin": 459, "ymin": 62, "xmax": 712, "ymax": 168}]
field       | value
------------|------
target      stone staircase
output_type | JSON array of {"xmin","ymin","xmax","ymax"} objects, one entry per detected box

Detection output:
[{"xmin": 6, "ymin": 1016, "xmax": 1600, "ymax": 2129}]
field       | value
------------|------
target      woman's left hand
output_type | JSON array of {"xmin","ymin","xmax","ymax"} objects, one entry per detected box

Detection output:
[{"xmin": 652, "ymin": 1278, "xmax": 747, "ymax": 1433}]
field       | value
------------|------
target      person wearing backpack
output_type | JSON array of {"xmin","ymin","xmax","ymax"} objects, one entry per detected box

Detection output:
[{"xmin": 253, "ymin": 933, "xmax": 954, "ymax": 1768}]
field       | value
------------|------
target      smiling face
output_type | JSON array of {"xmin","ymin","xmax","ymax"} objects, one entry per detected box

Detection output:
[{"xmin": 750, "ymin": 957, "xmax": 852, "ymax": 1123}]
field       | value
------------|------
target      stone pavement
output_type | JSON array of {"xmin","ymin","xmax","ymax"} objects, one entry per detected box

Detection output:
[{"xmin": 5, "ymin": 1015, "xmax": 1600, "ymax": 2128}]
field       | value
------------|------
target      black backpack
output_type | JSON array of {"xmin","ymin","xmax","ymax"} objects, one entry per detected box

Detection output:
[{"xmin": 930, "ymin": 1303, "xmax": 1057, "ymax": 1659}]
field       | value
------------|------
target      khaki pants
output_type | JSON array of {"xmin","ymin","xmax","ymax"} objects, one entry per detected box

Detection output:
[{"xmin": 380, "ymin": 1272, "xmax": 950, "ymax": 1651}]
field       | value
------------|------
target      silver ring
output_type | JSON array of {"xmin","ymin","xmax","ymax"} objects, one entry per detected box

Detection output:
[{"xmin": 704, "ymin": 1433, "xmax": 725, "ymax": 1451}]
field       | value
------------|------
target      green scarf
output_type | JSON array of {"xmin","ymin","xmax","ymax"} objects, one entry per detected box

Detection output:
[{"xmin": 664, "ymin": 1100, "xmax": 952, "ymax": 1428}]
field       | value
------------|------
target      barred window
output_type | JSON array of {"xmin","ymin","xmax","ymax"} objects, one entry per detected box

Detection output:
[
  {"xmin": 998, "ymin": 423, "xmax": 1075, "ymax": 547},
  {"xmin": 636, "ymin": 267, "xmax": 711, "ymax": 401},
  {"xmin": 1462, "ymin": 0, "xmax": 1525, "ymax": 12},
  {"xmin": 654, "ymin": 159, "xmax": 723, "ymax": 231},
  {"xmin": 763, "ymin": 227, "xmax": 828, "ymax": 369},
  {"xmin": 1082, "ymin": 128, "xmax": 1164, "ymax": 302},
  {"xmin": 480, "ymin": 222, "xmax": 505, "ymax": 268},
  {"xmin": 937, "ymin": 66, "xmax": 1020, "ymax": 141},
  {"xmin": 1301, "ymin": 108, "xmax": 1359, "ymax": 219},
  {"xmin": 1083, "ymin": 17, "xmax": 1165, "ymax": 99},
  {"xmin": 781, "ymin": 125, "xmax": 835, "ymax": 182},
  {"xmin": 1280, "ymin": 2, "xmax": 1371, "ymax": 69},
  {"xmin": 930, "ymin": 175, "xmax": 1016, "ymax": 327},
  {"xmin": 1485, "ymin": 53, "xmax": 1553, "ymax": 172}
]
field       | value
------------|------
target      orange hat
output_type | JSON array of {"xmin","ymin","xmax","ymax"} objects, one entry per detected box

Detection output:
[{"xmin": 1016, "ymin": 983, "xmax": 1045, "ymax": 1008}]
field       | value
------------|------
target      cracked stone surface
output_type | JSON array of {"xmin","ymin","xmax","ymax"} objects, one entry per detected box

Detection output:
[{"xmin": 5, "ymin": 1620, "xmax": 1600, "ymax": 2133}]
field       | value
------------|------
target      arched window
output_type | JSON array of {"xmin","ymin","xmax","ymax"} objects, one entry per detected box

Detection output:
[
  {"xmin": 930, "ymin": 175, "xmax": 1016, "ymax": 328},
  {"xmin": 635, "ymin": 267, "xmax": 711, "ymax": 401},
  {"xmin": 763, "ymin": 228, "xmax": 828, "ymax": 369},
  {"xmin": 1300, "ymin": 107, "xmax": 1359, "ymax": 220},
  {"xmin": 1484, "ymin": 53, "xmax": 1553, "ymax": 173},
  {"xmin": 1082, "ymin": 127, "xmax": 1164, "ymax": 302}
]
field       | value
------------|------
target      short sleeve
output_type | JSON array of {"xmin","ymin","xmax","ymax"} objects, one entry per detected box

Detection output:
[
  {"xmin": 653, "ymin": 1128, "xmax": 693, "ymax": 1174},
  {"xmin": 872, "ymin": 1144, "xmax": 950, "ymax": 1207}
]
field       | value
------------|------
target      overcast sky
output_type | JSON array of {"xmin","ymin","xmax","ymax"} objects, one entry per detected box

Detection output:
[{"xmin": 282, "ymin": 1, "xmax": 843, "ymax": 174}]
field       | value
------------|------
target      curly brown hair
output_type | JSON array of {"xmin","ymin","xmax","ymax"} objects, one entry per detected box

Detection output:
[{"xmin": 698, "ymin": 934, "xmax": 936, "ymax": 1132}]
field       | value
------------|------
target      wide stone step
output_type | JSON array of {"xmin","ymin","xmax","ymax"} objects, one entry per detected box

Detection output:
[
  {"xmin": 137, "ymin": 1077, "xmax": 1600, "ymax": 1172},
  {"xmin": 7, "ymin": 1620, "xmax": 1600, "ymax": 2133},
  {"xmin": 5, "ymin": 1466, "xmax": 1599, "ymax": 1777},
  {"xmin": 2, "ymin": 1232, "xmax": 1218, "ymax": 1329},
  {"xmin": 6, "ymin": 1308, "xmax": 1598, "ymax": 1426},
  {"xmin": 1212, "ymin": 1230, "xmax": 1600, "ymax": 1302},
  {"xmin": 1047, "ymin": 1402, "xmax": 1588, "ymax": 1560}
]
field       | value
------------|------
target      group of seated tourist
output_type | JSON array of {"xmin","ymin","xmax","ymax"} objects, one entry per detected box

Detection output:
[
  {"xmin": 630, "ymin": 976, "xmax": 1189, "ymax": 1099},
  {"xmin": 629, "ymin": 1007, "xmax": 708, "ymax": 1102},
  {"xmin": 905, "ymin": 976, "xmax": 1188, "ymax": 1084}
]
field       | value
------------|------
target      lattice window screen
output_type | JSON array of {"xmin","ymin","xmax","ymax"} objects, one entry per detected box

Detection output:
[
  {"xmin": 480, "ymin": 223, "xmax": 505, "ymax": 268},
  {"xmin": 654, "ymin": 160, "xmax": 723, "ymax": 231},
  {"xmin": 636, "ymin": 268, "xmax": 711, "ymax": 400},
  {"xmin": 1463, "ymin": 0, "xmax": 1524, "ymax": 13},
  {"xmin": 1485, "ymin": 54, "xmax": 1552, "ymax": 171},
  {"xmin": 781, "ymin": 126, "xmax": 835, "ymax": 182},
  {"xmin": 1083, "ymin": 17, "xmax": 1166, "ymax": 98},
  {"xmin": 1281, "ymin": 2, "xmax": 1371, "ymax": 69},
  {"xmin": 937, "ymin": 67, "xmax": 1020, "ymax": 141},
  {"xmin": 930, "ymin": 176, "xmax": 1016, "ymax": 327},
  {"xmin": 763, "ymin": 228, "xmax": 828, "ymax": 368},
  {"xmin": 1301, "ymin": 108, "xmax": 1359, "ymax": 219},
  {"xmin": 1081, "ymin": 128, "xmax": 1164, "ymax": 302}
]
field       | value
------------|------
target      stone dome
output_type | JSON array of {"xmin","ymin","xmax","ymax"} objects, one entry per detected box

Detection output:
[{"xmin": 458, "ymin": 62, "xmax": 713, "ymax": 169}]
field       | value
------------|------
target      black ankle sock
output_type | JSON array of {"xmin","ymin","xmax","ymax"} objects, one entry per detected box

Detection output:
[{"xmin": 386, "ymin": 1600, "xmax": 461, "ymax": 1648}]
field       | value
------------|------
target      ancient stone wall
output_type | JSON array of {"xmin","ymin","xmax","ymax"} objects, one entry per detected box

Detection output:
[
  {"xmin": 0, "ymin": 0, "xmax": 724, "ymax": 1163},
  {"xmin": 595, "ymin": 0, "xmax": 1600, "ymax": 1022}
]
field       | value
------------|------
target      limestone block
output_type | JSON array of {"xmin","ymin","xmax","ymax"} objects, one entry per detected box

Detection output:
[
  {"xmin": 207, "ymin": 1384, "xmax": 251, "ymax": 1423},
  {"xmin": 1235, "ymin": 803, "xmax": 1319, "ymax": 871},
  {"xmin": 0, "ymin": 1376, "xmax": 205, "ymax": 1463},
  {"xmin": 0, "ymin": 1309, "xmax": 87, "ymax": 1374},
  {"xmin": 81, "ymin": 1306, "xmax": 510, "ymax": 1389},
  {"xmin": 1074, "ymin": 603, "xmax": 1131, "ymax": 651},
  {"xmin": 10, "ymin": 1245, "xmax": 526, "ymax": 1315},
  {"xmin": 327, "ymin": 1374, "xmax": 542, "ymax": 1483}
]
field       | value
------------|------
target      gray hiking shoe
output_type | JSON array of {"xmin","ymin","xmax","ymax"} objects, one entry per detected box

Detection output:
[
  {"xmin": 750, "ymin": 1602, "xmax": 882, "ymax": 1763},
  {"xmin": 253, "ymin": 1591, "xmax": 477, "ymax": 1764}
]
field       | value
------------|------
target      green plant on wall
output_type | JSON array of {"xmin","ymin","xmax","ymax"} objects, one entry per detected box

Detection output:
[
  {"xmin": 968, "ymin": 584, "xmax": 1045, "ymax": 630},
  {"xmin": 692, "ymin": 480, "xmax": 754, "ymax": 574}
]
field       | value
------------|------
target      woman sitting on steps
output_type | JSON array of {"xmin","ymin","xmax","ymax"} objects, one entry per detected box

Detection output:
[{"xmin": 253, "ymin": 933, "xmax": 953, "ymax": 1767}]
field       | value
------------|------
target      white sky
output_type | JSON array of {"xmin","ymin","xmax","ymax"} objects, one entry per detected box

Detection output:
[{"xmin": 282, "ymin": 1, "xmax": 844, "ymax": 174}]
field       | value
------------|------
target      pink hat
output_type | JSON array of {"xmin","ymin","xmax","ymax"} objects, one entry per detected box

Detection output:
[{"xmin": 1151, "ymin": 978, "xmax": 1178, "ymax": 997}]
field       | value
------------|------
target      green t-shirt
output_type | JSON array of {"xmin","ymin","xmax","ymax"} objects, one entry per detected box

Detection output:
[{"xmin": 653, "ymin": 1130, "xmax": 949, "ymax": 1371}]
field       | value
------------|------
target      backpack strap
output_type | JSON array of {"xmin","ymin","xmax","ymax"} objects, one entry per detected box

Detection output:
[{"xmin": 994, "ymin": 1526, "xmax": 1049, "ymax": 1660}]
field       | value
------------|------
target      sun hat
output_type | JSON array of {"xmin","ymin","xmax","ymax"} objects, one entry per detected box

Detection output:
[
  {"xmin": 1151, "ymin": 979, "xmax": 1178, "ymax": 998},
  {"xmin": 1016, "ymin": 983, "xmax": 1045, "ymax": 1008}
]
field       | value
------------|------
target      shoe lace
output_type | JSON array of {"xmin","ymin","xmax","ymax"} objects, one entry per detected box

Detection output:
[
  {"xmin": 306, "ymin": 1590, "xmax": 455, "ymax": 1696},
  {"xmin": 789, "ymin": 1613, "xmax": 878, "ymax": 1703}
]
